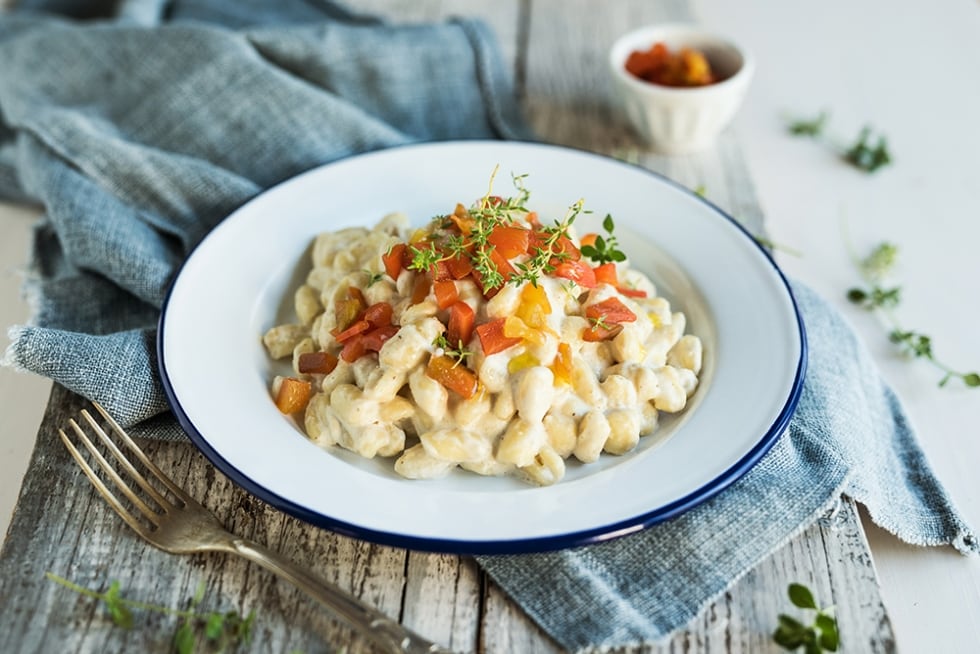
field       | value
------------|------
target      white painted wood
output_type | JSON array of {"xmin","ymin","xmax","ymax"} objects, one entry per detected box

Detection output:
[
  {"xmin": 0, "ymin": 202, "xmax": 49, "ymax": 540},
  {"xmin": 692, "ymin": 1, "xmax": 980, "ymax": 652}
]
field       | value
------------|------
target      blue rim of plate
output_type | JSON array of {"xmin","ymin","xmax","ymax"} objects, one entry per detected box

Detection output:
[{"xmin": 157, "ymin": 141, "xmax": 807, "ymax": 555}]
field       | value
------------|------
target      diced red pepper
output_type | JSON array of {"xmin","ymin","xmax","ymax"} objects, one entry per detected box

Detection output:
[
  {"xmin": 489, "ymin": 247, "xmax": 516, "ymax": 280},
  {"xmin": 593, "ymin": 263, "xmax": 618, "ymax": 286},
  {"xmin": 297, "ymin": 351, "xmax": 339, "ymax": 375},
  {"xmin": 411, "ymin": 274, "xmax": 431, "ymax": 305},
  {"xmin": 553, "ymin": 235, "xmax": 581, "ymax": 260},
  {"xmin": 617, "ymin": 286, "xmax": 648, "ymax": 298},
  {"xmin": 526, "ymin": 229, "xmax": 546, "ymax": 255},
  {"xmin": 582, "ymin": 297, "xmax": 637, "ymax": 342},
  {"xmin": 334, "ymin": 319, "xmax": 370, "ymax": 343},
  {"xmin": 362, "ymin": 302, "xmax": 393, "ymax": 328},
  {"xmin": 426, "ymin": 354, "xmax": 480, "ymax": 399},
  {"xmin": 275, "ymin": 377, "xmax": 312, "ymax": 414},
  {"xmin": 488, "ymin": 225, "xmax": 530, "ymax": 259},
  {"xmin": 447, "ymin": 301, "xmax": 475, "ymax": 347},
  {"xmin": 382, "ymin": 243, "xmax": 408, "ymax": 281},
  {"xmin": 445, "ymin": 253, "xmax": 474, "ymax": 280},
  {"xmin": 340, "ymin": 335, "xmax": 368, "ymax": 362},
  {"xmin": 430, "ymin": 259, "xmax": 452, "ymax": 282},
  {"xmin": 585, "ymin": 297, "xmax": 637, "ymax": 324},
  {"xmin": 476, "ymin": 317, "xmax": 522, "ymax": 355},
  {"xmin": 433, "ymin": 280, "xmax": 459, "ymax": 310},
  {"xmin": 553, "ymin": 260, "xmax": 597, "ymax": 288},
  {"xmin": 360, "ymin": 324, "xmax": 399, "ymax": 352},
  {"xmin": 473, "ymin": 247, "xmax": 516, "ymax": 298},
  {"xmin": 583, "ymin": 322, "xmax": 624, "ymax": 342},
  {"xmin": 528, "ymin": 229, "xmax": 580, "ymax": 259}
]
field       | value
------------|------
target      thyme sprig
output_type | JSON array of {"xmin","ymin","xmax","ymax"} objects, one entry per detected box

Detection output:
[
  {"xmin": 773, "ymin": 583, "xmax": 839, "ymax": 653},
  {"xmin": 511, "ymin": 199, "xmax": 586, "ymax": 287},
  {"xmin": 847, "ymin": 242, "xmax": 979, "ymax": 388},
  {"xmin": 408, "ymin": 171, "xmax": 584, "ymax": 292},
  {"xmin": 787, "ymin": 110, "xmax": 893, "ymax": 173},
  {"xmin": 788, "ymin": 110, "xmax": 830, "ymax": 137},
  {"xmin": 46, "ymin": 572, "xmax": 255, "ymax": 653},
  {"xmin": 433, "ymin": 333, "xmax": 473, "ymax": 366}
]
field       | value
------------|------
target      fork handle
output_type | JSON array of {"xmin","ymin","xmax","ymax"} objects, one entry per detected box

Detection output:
[{"xmin": 230, "ymin": 538, "xmax": 453, "ymax": 654}]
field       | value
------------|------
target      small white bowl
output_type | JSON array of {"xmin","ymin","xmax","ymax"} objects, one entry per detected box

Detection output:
[{"xmin": 609, "ymin": 24, "xmax": 754, "ymax": 154}]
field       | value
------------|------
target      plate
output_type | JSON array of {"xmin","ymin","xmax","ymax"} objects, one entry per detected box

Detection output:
[{"xmin": 158, "ymin": 141, "xmax": 805, "ymax": 554}]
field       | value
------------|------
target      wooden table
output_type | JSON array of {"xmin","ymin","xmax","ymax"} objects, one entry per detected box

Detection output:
[{"xmin": 0, "ymin": 1, "xmax": 895, "ymax": 652}]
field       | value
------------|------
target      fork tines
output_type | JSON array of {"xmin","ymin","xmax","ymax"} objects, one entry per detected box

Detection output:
[{"xmin": 58, "ymin": 402, "xmax": 184, "ymax": 534}]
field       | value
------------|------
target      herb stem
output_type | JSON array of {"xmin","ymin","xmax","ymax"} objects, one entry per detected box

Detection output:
[
  {"xmin": 46, "ymin": 572, "xmax": 196, "ymax": 619},
  {"xmin": 846, "ymin": 242, "xmax": 978, "ymax": 388}
]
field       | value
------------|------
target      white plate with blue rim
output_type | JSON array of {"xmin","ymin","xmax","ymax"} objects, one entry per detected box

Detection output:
[{"xmin": 158, "ymin": 140, "xmax": 806, "ymax": 554}]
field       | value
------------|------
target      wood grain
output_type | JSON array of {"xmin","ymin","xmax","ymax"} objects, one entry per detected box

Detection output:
[{"xmin": 0, "ymin": 1, "xmax": 895, "ymax": 652}]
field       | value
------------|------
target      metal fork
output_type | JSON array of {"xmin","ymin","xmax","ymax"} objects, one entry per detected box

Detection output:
[{"xmin": 58, "ymin": 402, "xmax": 452, "ymax": 654}]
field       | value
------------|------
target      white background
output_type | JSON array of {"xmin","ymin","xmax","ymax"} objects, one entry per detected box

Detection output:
[{"xmin": 2, "ymin": 0, "xmax": 978, "ymax": 651}]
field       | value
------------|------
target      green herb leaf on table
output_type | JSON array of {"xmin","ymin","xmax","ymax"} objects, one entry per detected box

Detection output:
[
  {"xmin": 787, "ymin": 582, "xmax": 817, "ymax": 609},
  {"xmin": 773, "ymin": 582, "xmax": 839, "ymax": 653},
  {"xmin": 787, "ymin": 111, "xmax": 893, "ymax": 173},
  {"xmin": 788, "ymin": 110, "xmax": 830, "ymax": 137},
  {"xmin": 847, "ymin": 242, "xmax": 978, "ymax": 388},
  {"xmin": 104, "ymin": 580, "xmax": 135, "ymax": 629},
  {"xmin": 46, "ymin": 572, "xmax": 255, "ymax": 652},
  {"xmin": 844, "ymin": 126, "xmax": 892, "ymax": 173}
]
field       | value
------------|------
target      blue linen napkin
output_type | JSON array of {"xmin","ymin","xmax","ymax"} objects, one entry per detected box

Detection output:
[{"xmin": 1, "ymin": 2, "xmax": 975, "ymax": 653}]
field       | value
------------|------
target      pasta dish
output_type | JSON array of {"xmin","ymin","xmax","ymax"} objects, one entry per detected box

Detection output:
[{"xmin": 262, "ymin": 174, "xmax": 702, "ymax": 485}]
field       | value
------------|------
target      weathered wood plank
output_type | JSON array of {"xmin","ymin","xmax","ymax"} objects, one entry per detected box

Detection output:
[
  {"xmin": 354, "ymin": 0, "xmax": 523, "ymax": 71},
  {"xmin": 0, "ymin": 385, "xmax": 407, "ymax": 654},
  {"xmin": 402, "ymin": 552, "xmax": 482, "ymax": 651}
]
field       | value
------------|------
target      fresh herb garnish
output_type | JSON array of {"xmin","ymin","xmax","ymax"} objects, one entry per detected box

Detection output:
[
  {"xmin": 410, "ymin": 171, "xmax": 583, "ymax": 291},
  {"xmin": 580, "ymin": 214, "xmax": 627, "ymax": 265},
  {"xmin": 844, "ymin": 126, "xmax": 892, "ymax": 173},
  {"xmin": 788, "ymin": 110, "xmax": 830, "ymax": 137},
  {"xmin": 408, "ymin": 170, "xmax": 563, "ymax": 291},
  {"xmin": 363, "ymin": 270, "xmax": 386, "ymax": 287},
  {"xmin": 506, "ymin": 199, "xmax": 584, "ymax": 288},
  {"xmin": 408, "ymin": 240, "xmax": 445, "ymax": 276},
  {"xmin": 46, "ymin": 572, "xmax": 255, "ymax": 653},
  {"xmin": 847, "ymin": 242, "xmax": 978, "ymax": 388},
  {"xmin": 433, "ymin": 333, "xmax": 473, "ymax": 366},
  {"xmin": 773, "ymin": 582, "xmax": 839, "ymax": 653},
  {"xmin": 787, "ymin": 111, "xmax": 892, "ymax": 173}
]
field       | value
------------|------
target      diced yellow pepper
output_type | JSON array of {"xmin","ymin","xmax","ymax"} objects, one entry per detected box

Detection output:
[
  {"xmin": 508, "ymin": 351, "xmax": 541, "ymax": 375},
  {"xmin": 503, "ymin": 315, "xmax": 546, "ymax": 345},
  {"xmin": 516, "ymin": 283, "xmax": 552, "ymax": 329},
  {"xmin": 549, "ymin": 342, "xmax": 573, "ymax": 386}
]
